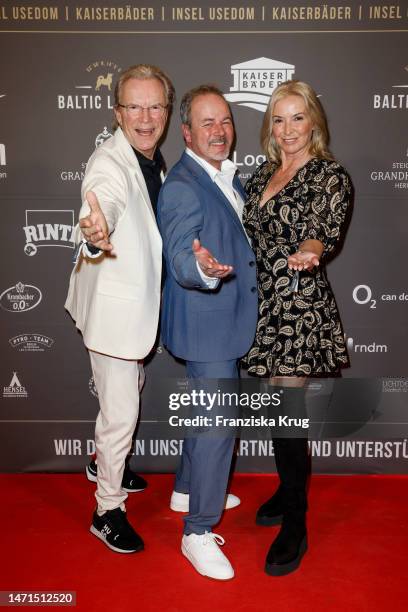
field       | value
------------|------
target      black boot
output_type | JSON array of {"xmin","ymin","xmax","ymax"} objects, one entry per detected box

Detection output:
[
  {"xmin": 256, "ymin": 484, "xmax": 285, "ymax": 526},
  {"xmin": 265, "ymin": 510, "xmax": 307, "ymax": 576},
  {"xmin": 264, "ymin": 435, "xmax": 309, "ymax": 576}
]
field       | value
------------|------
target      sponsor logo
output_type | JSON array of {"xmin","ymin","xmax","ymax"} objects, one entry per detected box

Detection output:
[
  {"xmin": 9, "ymin": 333, "xmax": 54, "ymax": 352},
  {"xmin": 23, "ymin": 209, "xmax": 75, "ymax": 256},
  {"xmin": 60, "ymin": 127, "xmax": 112, "ymax": 182},
  {"xmin": 0, "ymin": 282, "xmax": 42, "ymax": 313},
  {"xmin": 224, "ymin": 57, "xmax": 295, "ymax": 113},
  {"xmin": 3, "ymin": 372, "xmax": 28, "ymax": 398},
  {"xmin": 57, "ymin": 60, "xmax": 121, "ymax": 111},
  {"xmin": 0, "ymin": 143, "xmax": 6, "ymax": 180},
  {"xmin": 383, "ymin": 379, "xmax": 408, "ymax": 393},
  {"xmin": 352, "ymin": 284, "xmax": 408, "ymax": 308},
  {"xmin": 370, "ymin": 145, "xmax": 408, "ymax": 190},
  {"xmin": 89, "ymin": 377, "xmax": 98, "ymax": 398},
  {"xmin": 346, "ymin": 336, "xmax": 388, "ymax": 353},
  {"xmin": 373, "ymin": 65, "xmax": 408, "ymax": 110},
  {"xmin": 95, "ymin": 126, "xmax": 112, "ymax": 148}
]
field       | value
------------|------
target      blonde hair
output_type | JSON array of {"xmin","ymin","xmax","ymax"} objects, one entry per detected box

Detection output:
[{"xmin": 261, "ymin": 80, "xmax": 333, "ymax": 164}]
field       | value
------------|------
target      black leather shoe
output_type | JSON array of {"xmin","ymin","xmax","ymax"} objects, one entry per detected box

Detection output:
[
  {"xmin": 86, "ymin": 459, "xmax": 147, "ymax": 493},
  {"xmin": 256, "ymin": 486, "xmax": 285, "ymax": 526},
  {"xmin": 265, "ymin": 521, "xmax": 307, "ymax": 576}
]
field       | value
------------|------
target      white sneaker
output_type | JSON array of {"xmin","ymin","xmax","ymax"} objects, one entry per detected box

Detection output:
[
  {"xmin": 170, "ymin": 491, "xmax": 240, "ymax": 513},
  {"xmin": 181, "ymin": 532, "xmax": 234, "ymax": 580}
]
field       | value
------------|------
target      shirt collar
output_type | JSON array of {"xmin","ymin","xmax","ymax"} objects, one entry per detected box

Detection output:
[
  {"xmin": 186, "ymin": 147, "xmax": 237, "ymax": 182},
  {"xmin": 132, "ymin": 147, "xmax": 165, "ymax": 173}
]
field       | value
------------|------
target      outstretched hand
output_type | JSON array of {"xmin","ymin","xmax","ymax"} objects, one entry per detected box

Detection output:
[
  {"xmin": 192, "ymin": 238, "xmax": 233, "ymax": 279},
  {"xmin": 287, "ymin": 250, "xmax": 320, "ymax": 272},
  {"xmin": 79, "ymin": 191, "xmax": 113, "ymax": 252}
]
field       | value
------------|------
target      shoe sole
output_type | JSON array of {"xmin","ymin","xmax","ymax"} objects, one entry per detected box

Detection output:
[
  {"xmin": 265, "ymin": 536, "xmax": 307, "ymax": 577},
  {"xmin": 86, "ymin": 466, "xmax": 145, "ymax": 493},
  {"xmin": 181, "ymin": 543, "xmax": 234, "ymax": 581},
  {"xmin": 90, "ymin": 525, "xmax": 144, "ymax": 554},
  {"xmin": 171, "ymin": 499, "xmax": 241, "ymax": 513},
  {"xmin": 256, "ymin": 514, "xmax": 283, "ymax": 527}
]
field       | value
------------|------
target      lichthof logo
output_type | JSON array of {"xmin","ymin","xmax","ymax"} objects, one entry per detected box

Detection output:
[
  {"xmin": 23, "ymin": 210, "xmax": 75, "ymax": 256},
  {"xmin": 95, "ymin": 126, "xmax": 112, "ymax": 148},
  {"xmin": 89, "ymin": 377, "xmax": 98, "ymax": 398},
  {"xmin": 383, "ymin": 379, "xmax": 408, "ymax": 393},
  {"xmin": 9, "ymin": 334, "xmax": 54, "ymax": 352},
  {"xmin": 224, "ymin": 57, "xmax": 295, "ymax": 113},
  {"xmin": 0, "ymin": 282, "xmax": 42, "ymax": 313},
  {"xmin": 346, "ymin": 336, "xmax": 388, "ymax": 353},
  {"xmin": 3, "ymin": 372, "xmax": 27, "ymax": 398},
  {"xmin": 57, "ymin": 60, "xmax": 122, "ymax": 110}
]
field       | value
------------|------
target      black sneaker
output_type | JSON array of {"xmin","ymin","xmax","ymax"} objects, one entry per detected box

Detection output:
[
  {"xmin": 90, "ymin": 508, "xmax": 144, "ymax": 553},
  {"xmin": 86, "ymin": 459, "xmax": 147, "ymax": 493}
]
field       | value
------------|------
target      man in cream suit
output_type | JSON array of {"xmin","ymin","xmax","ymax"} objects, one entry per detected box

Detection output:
[{"xmin": 65, "ymin": 64, "xmax": 174, "ymax": 553}]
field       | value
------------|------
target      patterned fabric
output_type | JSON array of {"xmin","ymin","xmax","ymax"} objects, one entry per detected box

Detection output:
[{"xmin": 242, "ymin": 157, "xmax": 351, "ymax": 377}]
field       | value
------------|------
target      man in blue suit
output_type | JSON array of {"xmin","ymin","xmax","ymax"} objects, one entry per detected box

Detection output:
[{"xmin": 157, "ymin": 85, "xmax": 258, "ymax": 580}]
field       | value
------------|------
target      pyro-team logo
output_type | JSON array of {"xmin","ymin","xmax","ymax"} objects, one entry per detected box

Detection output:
[
  {"xmin": 23, "ymin": 210, "xmax": 75, "ymax": 256},
  {"xmin": 3, "ymin": 372, "xmax": 28, "ymax": 398},
  {"xmin": 224, "ymin": 57, "xmax": 295, "ymax": 113},
  {"xmin": 0, "ymin": 282, "xmax": 42, "ymax": 313},
  {"xmin": 9, "ymin": 334, "xmax": 54, "ymax": 352},
  {"xmin": 57, "ymin": 60, "xmax": 122, "ymax": 110}
]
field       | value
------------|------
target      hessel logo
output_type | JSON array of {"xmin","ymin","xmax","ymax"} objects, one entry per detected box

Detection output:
[
  {"xmin": 89, "ymin": 377, "xmax": 98, "ymax": 398},
  {"xmin": 224, "ymin": 57, "xmax": 295, "ymax": 113},
  {"xmin": 9, "ymin": 334, "xmax": 54, "ymax": 352},
  {"xmin": 23, "ymin": 209, "xmax": 75, "ymax": 256},
  {"xmin": 373, "ymin": 65, "xmax": 408, "ymax": 110},
  {"xmin": 57, "ymin": 60, "xmax": 122, "ymax": 110},
  {"xmin": 0, "ymin": 282, "xmax": 42, "ymax": 313},
  {"xmin": 3, "ymin": 372, "xmax": 27, "ymax": 398},
  {"xmin": 95, "ymin": 126, "xmax": 112, "ymax": 148}
]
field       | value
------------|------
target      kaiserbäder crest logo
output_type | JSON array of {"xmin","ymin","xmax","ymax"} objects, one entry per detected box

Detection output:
[
  {"xmin": 224, "ymin": 57, "xmax": 295, "ymax": 113},
  {"xmin": 23, "ymin": 210, "xmax": 75, "ymax": 256}
]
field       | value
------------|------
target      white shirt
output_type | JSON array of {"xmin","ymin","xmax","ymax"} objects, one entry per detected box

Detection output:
[{"xmin": 186, "ymin": 148, "xmax": 245, "ymax": 221}]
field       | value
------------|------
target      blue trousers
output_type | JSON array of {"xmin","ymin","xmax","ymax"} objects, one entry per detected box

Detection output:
[{"xmin": 175, "ymin": 359, "xmax": 238, "ymax": 535}]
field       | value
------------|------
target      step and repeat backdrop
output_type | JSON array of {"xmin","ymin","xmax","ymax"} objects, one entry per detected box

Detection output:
[{"xmin": 0, "ymin": 1, "xmax": 407, "ymax": 474}]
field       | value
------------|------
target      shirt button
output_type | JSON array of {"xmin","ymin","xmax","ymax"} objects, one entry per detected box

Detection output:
[
  {"xmin": 251, "ymin": 287, "xmax": 257, "ymax": 293},
  {"xmin": 249, "ymin": 261, "xmax": 255, "ymax": 267}
]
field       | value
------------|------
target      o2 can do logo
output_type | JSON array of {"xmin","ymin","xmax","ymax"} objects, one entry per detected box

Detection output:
[
  {"xmin": 352, "ymin": 285, "xmax": 376, "ymax": 309},
  {"xmin": 0, "ymin": 282, "xmax": 42, "ymax": 313}
]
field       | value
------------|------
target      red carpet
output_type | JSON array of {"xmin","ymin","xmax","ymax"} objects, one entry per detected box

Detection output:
[{"xmin": 1, "ymin": 473, "xmax": 407, "ymax": 611}]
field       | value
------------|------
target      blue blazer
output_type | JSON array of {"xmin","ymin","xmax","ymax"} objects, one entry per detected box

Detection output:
[{"xmin": 157, "ymin": 151, "xmax": 258, "ymax": 362}]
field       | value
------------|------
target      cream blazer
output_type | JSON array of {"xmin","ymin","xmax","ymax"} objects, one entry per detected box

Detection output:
[{"xmin": 65, "ymin": 128, "xmax": 162, "ymax": 360}]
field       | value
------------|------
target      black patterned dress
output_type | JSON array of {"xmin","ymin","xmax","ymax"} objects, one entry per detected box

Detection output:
[{"xmin": 243, "ymin": 158, "xmax": 351, "ymax": 377}]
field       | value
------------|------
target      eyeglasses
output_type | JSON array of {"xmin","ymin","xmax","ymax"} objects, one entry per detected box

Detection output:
[{"xmin": 117, "ymin": 103, "xmax": 167, "ymax": 118}]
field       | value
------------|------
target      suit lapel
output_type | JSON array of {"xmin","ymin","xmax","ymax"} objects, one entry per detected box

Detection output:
[{"xmin": 181, "ymin": 152, "xmax": 248, "ymax": 241}]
